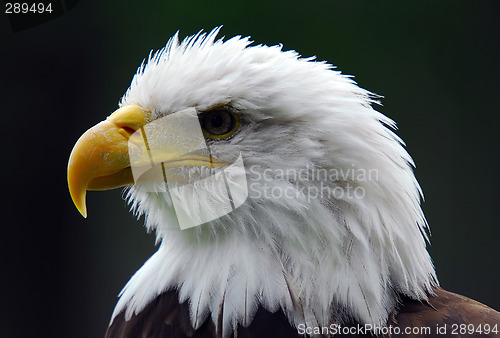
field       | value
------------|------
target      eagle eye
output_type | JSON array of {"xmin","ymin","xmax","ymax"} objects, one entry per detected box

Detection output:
[{"xmin": 199, "ymin": 109, "xmax": 239, "ymax": 139}]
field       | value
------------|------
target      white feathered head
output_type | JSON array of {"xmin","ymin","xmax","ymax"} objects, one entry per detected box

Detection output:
[{"xmin": 68, "ymin": 28, "xmax": 437, "ymax": 335}]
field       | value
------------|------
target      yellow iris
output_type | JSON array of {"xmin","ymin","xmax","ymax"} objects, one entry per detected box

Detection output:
[{"xmin": 200, "ymin": 109, "xmax": 240, "ymax": 140}]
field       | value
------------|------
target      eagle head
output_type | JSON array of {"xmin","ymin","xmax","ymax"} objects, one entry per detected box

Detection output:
[{"xmin": 68, "ymin": 28, "xmax": 437, "ymax": 336}]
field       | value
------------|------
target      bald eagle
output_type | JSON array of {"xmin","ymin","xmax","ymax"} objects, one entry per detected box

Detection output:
[{"xmin": 68, "ymin": 29, "xmax": 500, "ymax": 337}]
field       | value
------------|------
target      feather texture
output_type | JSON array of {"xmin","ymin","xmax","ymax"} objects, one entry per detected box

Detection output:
[
  {"xmin": 107, "ymin": 288, "xmax": 500, "ymax": 337},
  {"xmin": 108, "ymin": 28, "xmax": 443, "ymax": 335}
]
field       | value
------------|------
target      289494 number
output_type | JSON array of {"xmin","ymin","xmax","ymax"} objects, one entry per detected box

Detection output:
[
  {"xmin": 5, "ymin": 3, "xmax": 53, "ymax": 14},
  {"xmin": 451, "ymin": 323, "xmax": 498, "ymax": 335}
]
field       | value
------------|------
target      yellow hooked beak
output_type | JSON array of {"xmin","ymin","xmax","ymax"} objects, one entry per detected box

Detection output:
[
  {"xmin": 67, "ymin": 105, "xmax": 230, "ymax": 218},
  {"xmin": 67, "ymin": 105, "xmax": 149, "ymax": 218}
]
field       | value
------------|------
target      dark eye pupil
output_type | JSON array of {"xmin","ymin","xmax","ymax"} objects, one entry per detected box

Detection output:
[
  {"xmin": 211, "ymin": 115, "xmax": 224, "ymax": 128},
  {"xmin": 202, "ymin": 109, "xmax": 236, "ymax": 136}
]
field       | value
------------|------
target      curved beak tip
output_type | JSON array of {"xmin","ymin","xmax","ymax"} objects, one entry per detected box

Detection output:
[
  {"xmin": 78, "ymin": 206, "xmax": 88, "ymax": 219},
  {"xmin": 68, "ymin": 173, "xmax": 88, "ymax": 218},
  {"xmin": 75, "ymin": 196, "xmax": 88, "ymax": 219}
]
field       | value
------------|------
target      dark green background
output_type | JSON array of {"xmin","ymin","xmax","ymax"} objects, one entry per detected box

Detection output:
[{"xmin": 2, "ymin": 1, "xmax": 499, "ymax": 337}]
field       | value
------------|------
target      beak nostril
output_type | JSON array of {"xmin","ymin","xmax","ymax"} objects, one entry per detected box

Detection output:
[{"xmin": 121, "ymin": 126, "xmax": 137, "ymax": 137}]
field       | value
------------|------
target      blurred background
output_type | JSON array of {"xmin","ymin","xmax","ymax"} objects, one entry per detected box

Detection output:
[{"xmin": 1, "ymin": 1, "xmax": 499, "ymax": 337}]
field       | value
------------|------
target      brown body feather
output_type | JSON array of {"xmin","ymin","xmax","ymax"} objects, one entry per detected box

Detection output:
[{"xmin": 106, "ymin": 288, "xmax": 500, "ymax": 337}]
